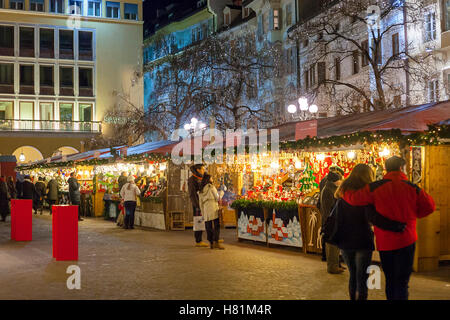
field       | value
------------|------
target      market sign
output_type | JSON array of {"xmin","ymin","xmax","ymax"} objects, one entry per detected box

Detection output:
[{"xmin": 295, "ymin": 120, "xmax": 318, "ymax": 140}]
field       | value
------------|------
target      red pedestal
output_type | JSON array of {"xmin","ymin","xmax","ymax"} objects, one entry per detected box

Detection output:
[
  {"xmin": 52, "ymin": 205, "xmax": 78, "ymax": 261},
  {"xmin": 11, "ymin": 199, "xmax": 32, "ymax": 241}
]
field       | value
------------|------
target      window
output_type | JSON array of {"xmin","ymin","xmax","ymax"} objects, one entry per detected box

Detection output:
[
  {"xmin": 40, "ymin": 29, "xmax": 54, "ymax": 58},
  {"xmin": 309, "ymin": 64, "xmax": 316, "ymax": 87},
  {"xmin": 69, "ymin": 0, "xmax": 83, "ymax": 14},
  {"xmin": 59, "ymin": 67, "xmax": 74, "ymax": 96},
  {"xmin": 30, "ymin": 0, "xmax": 44, "ymax": 11},
  {"xmin": 361, "ymin": 40, "xmax": 369, "ymax": 67},
  {"xmin": 20, "ymin": 102, "xmax": 34, "ymax": 121},
  {"xmin": 372, "ymin": 39, "xmax": 382, "ymax": 65},
  {"xmin": 0, "ymin": 102, "xmax": 13, "ymax": 120},
  {"xmin": 79, "ymin": 104, "xmax": 92, "ymax": 122},
  {"xmin": 0, "ymin": 64, "xmax": 14, "ymax": 94},
  {"xmin": 124, "ymin": 3, "xmax": 138, "ymax": 20},
  {"xmin": 20, "ymin": 27, "xmax": 35, "ymax": 57},
  {"xmin": 428, "ymin": 80, "xmax": 439, "ymax": 102},
  {"xmin": 244, "ymin": 8, "xmax": 250, "ymax": 18},
  {"xmin": 78, "ymin": 31, "xmax": 93, "ymax": 61},
  {"xmin": 425, "ymin": 12, "xmax": 436, "ymax": 42},
  {"xmin": 303, "ymin": 39, "xmax": 309, "ymax": 48},
  {"xmin": 40, "ymin": 103, "xmax": 53, "ymax": 121},
  {"xmin": 59, "ymin": 30, "xmax": 74, "ymax": 59},
  {"xmin": 10, "ymin": 0, "xmax": 24, "ymax": 9},
  {"xmin": 318, "ymin": 62, "xmax": 326, "ymax": 84},
  {"xmin": 40, "ymin": 66, "xmax": 54, "ymax": 95},
  {"xmin": 79, "ymin": 68, "xmax": 93, "ymax": 97},
  {"xmin": 304, "ymin": 70, "xmax": 309, "ymax": 89},
  {"xmin": 392, "ymin": 33, "xmax": 399, "ymax": 57},
  {"xmin": 88, "ymin": 0, "xmax": 101, "ymax": 16},
  {"xmin": 106, "ymin": 2, "xmax": 120, "ymax": 19},
  {"xmin": 49, "ymin": 0, "xmax": 64, "ymax": 13},
  {"xmin": 0, "ymin": 26, "xmax": 14, "ymax": 56},
  {"xmin": 273, "ymin": 9, "xmax": 280, "ymax": 30},
  {"xmin": 445, "ymin": 1, "xmax": 450, "ymax": 31},
  {"xmin": 285, "ymin": 3, "xmax": 292, "ymax": 27},
  {"xmin": 59, "ymin": 103, "xmax": 73, "ymax": 121},
  {"xmin": 20, "ymin": 65, "xmax": 34, "ymax": 94},
  {"xmin": 286, "ymin": 47, "xmax": 295, "ymax": 74},
  {"xmin": 224, "ymin": 12, "xmax": 230, "ymax": 25},
  {"xmin": 263, "ymin": 12, "xmax": 269, "ymax": 34},
  {"xmin": 335, "ymin": 58, "xmax": 341, "ymax": 80},
  {"xmin": 352, "ymin": 50, "xmax": 359, "ymax": 74}
]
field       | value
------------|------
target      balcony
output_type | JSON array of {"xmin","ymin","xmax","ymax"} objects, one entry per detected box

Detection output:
[{"xmin": 0, "ymin": 119, "xmax": 101, "ymax": 132}]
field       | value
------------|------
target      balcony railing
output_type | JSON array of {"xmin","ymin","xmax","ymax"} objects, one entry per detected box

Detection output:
[{"xmin": 0, "ymin": 119, "xmax": 101, "ymax": 132}]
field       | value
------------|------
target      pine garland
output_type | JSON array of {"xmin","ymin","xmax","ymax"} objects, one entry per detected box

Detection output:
[{"xmin": 231, "ymin": 199, "xmax": 298, "ymax": 211}]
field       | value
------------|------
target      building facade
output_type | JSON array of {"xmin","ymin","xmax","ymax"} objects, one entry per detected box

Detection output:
[{"xmin": 0, "ymin": 0, "xmax": 143, "ymax": 163}]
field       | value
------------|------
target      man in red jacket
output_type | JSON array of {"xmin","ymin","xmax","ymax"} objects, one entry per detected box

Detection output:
[{"xmin": 343, "ymin": 156, "xmax": 435, "ymax": 300}]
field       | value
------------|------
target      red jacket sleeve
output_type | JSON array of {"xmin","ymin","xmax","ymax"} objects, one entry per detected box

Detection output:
[
  {"xmin": 343, "ymin": 184, "xmax": 374, "ymax": 206},
  {"xmin": 416, "ymin": 189, "xmax": 435, "ymax": 219}
]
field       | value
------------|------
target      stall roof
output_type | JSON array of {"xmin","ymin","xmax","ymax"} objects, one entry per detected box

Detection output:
[
  {"xmin": 272, "ymin": 100, "xmax": 450, "ymax": 141},
  {"xmin": 123, "ymin": 140, "xmax": 176, "ymax": 156}
]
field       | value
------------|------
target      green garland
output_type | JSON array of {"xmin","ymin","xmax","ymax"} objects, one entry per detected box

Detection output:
[{"xmin": 231, "ymin": 199, "xmax": 298, "ymax": 211}]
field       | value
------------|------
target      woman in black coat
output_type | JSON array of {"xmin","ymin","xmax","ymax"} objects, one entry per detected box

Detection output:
[
  {"xmin": 7, "ymin": 176, "xmax": 17, "ymax": 199},
  {"xmin": 334, "ymin": 164, "xmax": 406, "ymax": 300},
  {"xmin": 21, "ymin": 176, "xmax": 35, "ymax": 200}
]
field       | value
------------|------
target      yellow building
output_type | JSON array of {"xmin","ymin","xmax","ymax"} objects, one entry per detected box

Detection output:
[{"xmin": 0, "ymin": 0, "xmax": 143, "ymax": 164}]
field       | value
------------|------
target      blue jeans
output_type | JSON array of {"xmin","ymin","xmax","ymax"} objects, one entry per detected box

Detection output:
[
  {"xmin": 341, "ymin": 249, "xmax": 373, "ymax": 300},
  {"xmin": 124, "ymin": 201, "xmax": 136, "ymax": 228}
]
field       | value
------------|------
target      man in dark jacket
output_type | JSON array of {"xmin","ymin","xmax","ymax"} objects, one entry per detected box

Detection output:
[
  {"xmin": 68, "ymin": 172, "xmax": 83, "ymax": 221},
  {"xmin": 320, "ymin": 171, "xmax": 344, "ymax": 274},
  {"xmin": 46, "ymin": 177, "xmax": 59, "ymax": 214},
  {"xmin": 118, "ymin": 172, "xmax": 128, "ymax": 194},
  {"xmin": 21, "ymin": 175, "xmax": 35, "ymax": 200},
  {"xmin": 344, "ymin": 156, "xmax": 435, "ymax": 300},
  {"xmin": 188, "ymin": 164, "xmax": 208, "ymax": 247},
  {"xmin": 33, "ymin": 177, "xmax": 46, "ymax": 215},
  {"xmin": 0, "ymin": 176, "xmax": 10, "ymax": 222}
]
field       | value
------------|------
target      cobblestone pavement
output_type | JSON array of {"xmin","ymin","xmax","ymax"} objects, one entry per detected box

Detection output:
[{"xmin": 0, "ymin": 214, "xmax": 449, "ymax": 300}]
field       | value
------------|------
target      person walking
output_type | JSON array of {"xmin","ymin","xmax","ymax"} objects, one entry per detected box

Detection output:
[
  {"xmin": 34, "ymin": 177, "xmax": 46, "ymax": 215},
  {"xmin": 118, "ymin": 172, "xmax": 128, "ymax": 194},
  {"xmin": 7, "ymin": 176, "xmax": 17, "ymax": 200},
  {"xmin": 343, "ymin": 156, "xmax": 435, "ymax": 300},
  {"xmin": 333, "ymin": 164, "xmax": 406, "ymax": 300},
  {"xmin": 320, "ymin": 171, "xmax": 344, "ymax": 274},
  {"xmin": 120, "ymin": 176, "xmax": 140, "ymax": 229},
  {"xmin": 198, "ymin": 174, "xmax": 224, "ymax": 250},
  {"xmin": 21, "ymin": 175, "xmax": 35, "ymax": 200},
  {"xmin": 46, "ymin": 177, "xmax": 59, "ymax": 214},
  {"xmin": 188, "ymin": 164, "xmax": 208, "ymax": 247},
  {"xmin": 318, "ymin": 166, "xmax": 345, "ymax": 261},
  {"xmin": 15, "ymin": 173, "xmax": 24, "ymax": 199},
  {"xmin": 68, "ymin": 172, "xmax": 83, "ymax": 221},
  {"xmin": 0, "ymin": 176, "xmax": 10, "ymax": 222}
]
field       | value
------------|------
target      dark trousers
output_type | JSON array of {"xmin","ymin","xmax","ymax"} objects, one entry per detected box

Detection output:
[
  {"xmin": 205, "ymin": 218, "xmax": 220, "ymax": 244},
  {"xmin": 72, "ymin": 200, "xmax": 81, "ymax": 219},
  {"xmin": 193, "ymin": 206, "xmax": 203, "ymax": 243},
  {"xmin": 124, "ymin": 201, "xmax": 137, "ymax": 228},
  {"xmin": 48, "ymin": 200, "xmax": 57, "ymax": 214},
  {"xmin": 379, "ymin": 242, "xmax": 416, "ymax": 300},
  {"xmin": 341, "ymin": 249, "xmax": 373, "ymax": 300}
]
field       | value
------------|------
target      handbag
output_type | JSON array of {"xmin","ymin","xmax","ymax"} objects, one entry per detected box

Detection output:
[
  {"xmin": 193, "ymin": 215, "xmax": 206, "ymax": 231},
  {"xmin": 322, "ymin": 199, "xmax": 342, "ymax": 245}
]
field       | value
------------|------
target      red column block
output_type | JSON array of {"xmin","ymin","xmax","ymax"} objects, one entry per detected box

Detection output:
[
  {"xmin": 11, "ymin": 199, "xmax": 32, "ymax": 241},
  {"xmin": 52, "ymin": 205, "xmax": 78, "ymax": 261}
]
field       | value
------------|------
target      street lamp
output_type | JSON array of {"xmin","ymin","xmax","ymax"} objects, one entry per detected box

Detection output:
[
  {"xmin": 19, "ymin": 152, "xmax": 25, "ymax": 163},
  {"xmin": 298, "ymin": 97, "xmax": 309, "ymax": 111},
  {"xmin": 185, "ymin": 118, "xmax": 207, "ymax": 133},
  {"xmin": 309, "ymin": 104, "xmax": 318, "ymax": 113},
  {"xmin": 287, "ymin": 104, "xmax": 297, "ymax": 114},
  {"xmin": 286, "ymin": 97, "xmax": 319, "ymax": 119}
]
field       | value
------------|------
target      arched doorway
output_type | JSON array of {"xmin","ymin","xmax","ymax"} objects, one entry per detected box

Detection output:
[
  {"xmin": 13, "ymin": 146, "xmax": 44, "ymax": 164},
  {"xmin": 53, "ymin": 146, "xmax": 79, "ymax": 157}
]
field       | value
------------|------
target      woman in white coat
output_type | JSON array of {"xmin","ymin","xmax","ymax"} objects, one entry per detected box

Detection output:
[{"xmin": 198, "ymin": 174, "xmax": 224, "ymax": 250}]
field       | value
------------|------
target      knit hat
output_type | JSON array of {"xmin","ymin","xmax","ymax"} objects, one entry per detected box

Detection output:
[
  {"xmin": 327, "ymin": 171, "xmax": 342, "ymax": 183},
  {"xmin": 127, "ymin": 176, "xmax": 134, "ymax": 183}
]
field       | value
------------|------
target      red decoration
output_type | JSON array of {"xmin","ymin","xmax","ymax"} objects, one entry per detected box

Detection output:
[
  {"xmin": 52, "ymin": 206, "xmax": 78, "ymax": 261},
  {"xmin": 11, "ymin": 199, "xmax": 32, "ymax": 241}
]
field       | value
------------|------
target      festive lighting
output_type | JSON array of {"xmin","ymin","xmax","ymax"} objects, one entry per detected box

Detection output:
[
  {"xmin": 294, "ymin": 160, "xmax": 303, "ymax": 169},
  {"xmin": 287, "ymin": 104, "xmax": 297, "ymax": 114},
  {"xmin": 380, "ymin": 147, "xmax": 390, "ymax": 157},
  {"xmin": 298, "ymin": 97, "xmax": 309, "ymax": 111},
  {"xmin": 191, "ymin": 118, "xmax": 198, "ymax": 125},
  {"xmin": 159, "ymin": 163, "xmax": 167, "ymax": 171},
  {"xmin": 19, "ymin": 152, "xmax": 25, "ymax": 162},
  {"xmin": 309, "ymin": 104, "xmax": 318, "ymax": 113},
  {"xmin": 139, "ymin": 166, "xmax": 145, "ymax": 173},
  {"xmin": 347, "ymin": 151, "xmax": 356, "ymax": 159},
  {"xmin": 317, "ymin": 153, "xmax": 326, "ymax": 161},
  {"xmin": 270, "ymin": 161, "xmax": 280, "ymax": 169}
]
